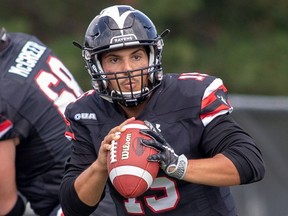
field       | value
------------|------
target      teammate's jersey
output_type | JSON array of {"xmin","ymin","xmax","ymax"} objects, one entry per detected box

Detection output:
[
  {"xmin": 0, "ymin": 33, "xmax": 83, "ymax": 215},
  {"xmin": 62, "ymin": 73, "xmax": 264, "ymax": 216}
]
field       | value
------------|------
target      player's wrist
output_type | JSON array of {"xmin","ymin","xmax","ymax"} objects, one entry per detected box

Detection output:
[
  {"xmin": 6, "ymin": 193, "xmax": 26, "ymax": 216},
  {"xmin": 92, "ymin": 160, "xmax": 108, "ymax": 173},
  {"xmin": 167, "ymin": 154, "xmax": 188, "ymax": 180}
]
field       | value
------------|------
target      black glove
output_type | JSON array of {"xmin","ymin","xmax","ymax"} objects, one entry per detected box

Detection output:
[{"xmin": 140, "ymin": 120, "xmax": 188, "ymax": 180}]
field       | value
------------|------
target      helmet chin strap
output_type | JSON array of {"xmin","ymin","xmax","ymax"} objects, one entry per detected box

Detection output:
[
  {"xmin": 110, "ymin": 87, "xmax": 150, "ymax": 107},
  {"xmin": 111, "ymin": 87, "xmax": 149, "ymax": 99}
]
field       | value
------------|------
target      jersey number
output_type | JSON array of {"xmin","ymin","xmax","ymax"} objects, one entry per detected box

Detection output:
[
  {"xmin": 178, "ymin": 72, "xmax": 207, "ymax": 81},
  {"xmin": 124, "ymin": 177, "xmax": 180, "ymax": 214},
  {"xmin": 35, "ymin": 56, "xmax": 82, "ymax": 117}
]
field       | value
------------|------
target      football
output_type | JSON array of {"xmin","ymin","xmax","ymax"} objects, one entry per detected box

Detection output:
[{"xmin": 107, "ymin": 120, "xmax": 159, "ymax": 198}]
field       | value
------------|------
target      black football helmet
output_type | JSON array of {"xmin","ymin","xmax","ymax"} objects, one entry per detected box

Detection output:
[
  {"xmin": 0, "ymin": 27, "xmax": 7, "ymax": 41},
  {"xmin": 74, "ymin": 5, "xmax": 169, "ymax": 107},
  {"xmin": 0, "ymin": 27, "xmax": 9, "ymax": 52}
]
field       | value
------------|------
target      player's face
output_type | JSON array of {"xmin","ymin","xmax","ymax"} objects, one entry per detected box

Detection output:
[{"xmin": 101, "ymin": 46, "xmax": 149, "ymax": 92}]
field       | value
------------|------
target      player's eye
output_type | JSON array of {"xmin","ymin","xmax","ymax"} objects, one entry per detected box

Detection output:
[
  {"xmin": 110, "ymin": 57, "xmax": 119, "ymax": 63},
  {"xmin": 132, "ymin": 54, "xmax": 142, "ymax": 61}
]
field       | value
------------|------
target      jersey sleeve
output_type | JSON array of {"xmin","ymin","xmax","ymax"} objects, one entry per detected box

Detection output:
[
  {"xmin": 200, "ymin": 77, "xmax": 233, "ymax": 126},
  {"xmin": 0, "ymin": 115, "xmax": 15, "ymax": 140},
  {"xmin": 175, "ymin": 72, "xmax": 233, "ymax": 127},
  {"xmin": 178, "ymin": 73, "xmax": 265, "ymax": 184},
  {"xmin": 60, "ymin": 171, "xmax": 103, "ymax": 216},
  {"xmin": 64, "ymin": 90, "xmax": 97, "ymax": 143},
  {"xmin": 60, "ymin": 95, "xmax": 103, "ymax": 215},
  {"xmin": 201, "ymin": 114, "xmax": 265, "ymax": 184}
]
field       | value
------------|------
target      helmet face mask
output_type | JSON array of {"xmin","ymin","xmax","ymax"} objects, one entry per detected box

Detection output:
[
  {"xmin": 91, "ymin": 64, "xmax": 162, "ymax": 107},
  {"xmin": 80, "ymin": 5, "xmax": 168, "ymax": 107}
]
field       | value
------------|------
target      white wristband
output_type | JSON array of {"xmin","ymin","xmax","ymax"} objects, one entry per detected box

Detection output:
[{"xmin": 167, "ymin": 154, "xmax": 188, "ymax": 179}]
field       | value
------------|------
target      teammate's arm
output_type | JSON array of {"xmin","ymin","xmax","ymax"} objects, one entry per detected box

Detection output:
[{"xmin": 0, "ymin": 138, "xmax": 26, "ymax": 215}]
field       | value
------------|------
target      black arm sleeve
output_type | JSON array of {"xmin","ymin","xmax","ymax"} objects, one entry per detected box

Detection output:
[
  {"xmin": 5, "ymin": 194, "xmax": 26, "ymax": 216},
  {"xmin": 59, "ymin": 141, "xmax": 105, "ymax": 216},
  {"xmin": 60, "ymin": 175, "xmax": 103, "ymax": 216},
  {"xmin": 201, "ymin": 114, "xmax": 265, "ymax": 184}
]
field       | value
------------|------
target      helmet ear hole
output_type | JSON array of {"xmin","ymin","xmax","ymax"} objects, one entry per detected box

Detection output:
[{"xmin": 85, "ymin": 54, "xmax": 108, "ymax": 92}]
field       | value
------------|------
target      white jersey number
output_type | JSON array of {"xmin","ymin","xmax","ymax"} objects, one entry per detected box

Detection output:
[
  {"xmin": 35, "ymin": 56, "xmax": 82, "ymax": 117},
  {"xmin": 124, "ymin": 177, "xmax": 180, "ymax": 214}
]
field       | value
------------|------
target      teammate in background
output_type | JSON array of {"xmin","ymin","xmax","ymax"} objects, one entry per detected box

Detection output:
[
  {"xmin": 0, "ymin": 27, "xmax": 116, "ymax": 216},
  {"xmin": 59, "ymin": 5, "xmax": 265, "ymax": 216}
]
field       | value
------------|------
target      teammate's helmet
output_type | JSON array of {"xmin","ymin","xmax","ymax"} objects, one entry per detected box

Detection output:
[
  {"xmin": 0, "ymin": 27, "xmax": 9, "ymax": 52},
  {"xmin": 78, "ymin": 5, "xmax": 168, "ymax": 107},
  {"xmin": 0, "ymin": 27, "xmax": 7, "ymax": 41}
]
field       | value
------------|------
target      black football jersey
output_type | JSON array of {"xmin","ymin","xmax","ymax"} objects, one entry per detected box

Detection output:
[
  {"xmin": 62, "ymin": 73, "xmax": 263, "ymax": 216},
  {"xmin": 0, "ymin": 33, "xmax": 83, "ymax": 215}
]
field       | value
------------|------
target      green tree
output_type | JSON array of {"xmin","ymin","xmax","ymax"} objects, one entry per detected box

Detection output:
[{"xmin": 1, "ymin": 0, "xmax": 288, "ymax": 95}]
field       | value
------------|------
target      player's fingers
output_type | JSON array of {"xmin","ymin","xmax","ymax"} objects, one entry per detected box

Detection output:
[
  {"xmin": 103, "ymin": 143, "xmax": 112, "ymax": 151},
  {"xmin": 102, "ymin": 118, "xmax": 136, "ymax": 153},
  {"xmin": 147, "ymin": 154, "xmax": 161, "ymax": 162},
  {"xmin": 104, "ymin": 118, "xmax": 135, "ymax": 145},
  {"xmin": 140, "ymin": 129, "xmax": 160, "ymax": 141},
  {"xmin": 119, "ymin": 117, "xmax": 136, "ymax": 131},
  {"xmin": 141, "ymin": 139, "xmax": 164, "ymax": 151},
  {"xmin": 143, "ymin": 120, "xmax": 158, "ymax": 132},
  {"xmin": 139, "ymin": 129, "xmax": 152, "ymax": 137},
  {"xmin": 102, "ymin": 131, "xmax": 121, "ymax": 148}
]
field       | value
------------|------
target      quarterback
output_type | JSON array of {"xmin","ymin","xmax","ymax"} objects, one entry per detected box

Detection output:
[{"xmin": 60, "ymin": 5, "xmax": 265, "ymax": 216}]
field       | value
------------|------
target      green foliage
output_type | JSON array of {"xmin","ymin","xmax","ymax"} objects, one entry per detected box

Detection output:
[
  {"xmin": 193, "ymin": 31, "xmax": 288, "ymax": 95},
  {"xmin": 49, "ymin": 36, "xmax": 91, "ymax": 91},
  {"xmin": 1, "ymin": 0, "xmax": 288, "ymax": 95}
]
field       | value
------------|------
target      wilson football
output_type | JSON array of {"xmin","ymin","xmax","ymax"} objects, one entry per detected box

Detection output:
[{"xmin": 107, "ymin": 120, "xmax": 159, "ymax": 198}]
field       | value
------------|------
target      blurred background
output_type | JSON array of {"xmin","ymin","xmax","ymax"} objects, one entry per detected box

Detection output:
[
  {"xmin": 1, "ymin": 0, "xmax": 288, "ymax": 216},
  {"xmin": 1, "ymin": 0, "xmax": 288, "ymax": 94}
]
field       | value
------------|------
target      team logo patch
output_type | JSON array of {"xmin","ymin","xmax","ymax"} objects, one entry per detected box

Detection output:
[{"xmin": 74, "ymin": 113, "xmax": 97, "ymax": 120}]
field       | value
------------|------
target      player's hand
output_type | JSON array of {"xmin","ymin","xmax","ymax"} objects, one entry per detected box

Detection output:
[
  {"xmin": 140, "ymin": 120, "xmax": 188, "ymax": 180},
  {"xmin": 99, "ymin": 117, "xmax": 135, "ymax": 170}
]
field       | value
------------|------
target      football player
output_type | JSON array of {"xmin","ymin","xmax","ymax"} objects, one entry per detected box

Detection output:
[
  {"xmin": 0, "ymin": 27, "xmax": 116, "ymax": 216},
  {"xmin": 60, "ymin": 5, "xmax": 265, "ymax": 216}
]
